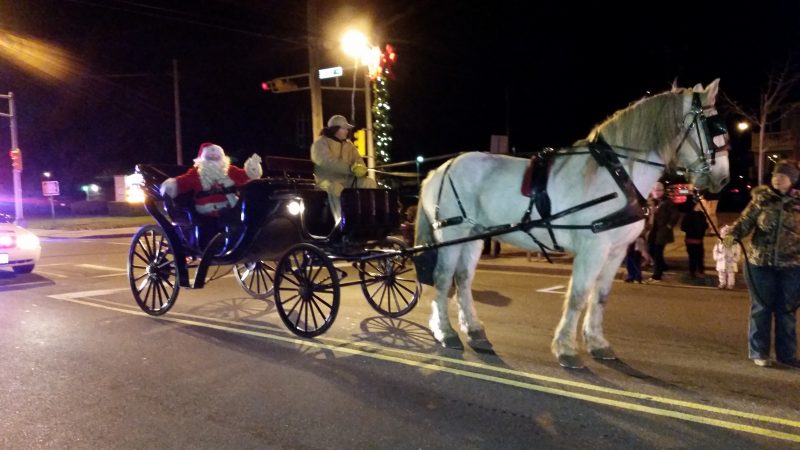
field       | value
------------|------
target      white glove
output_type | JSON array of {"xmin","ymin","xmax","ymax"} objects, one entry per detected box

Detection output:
[
  {"xmin": 160, "ymin": 178, "xmax": 177, "ymax": 198},
  {"xmin": 244, "ymin": 153, "xmax": 263, "ymax": 179}
]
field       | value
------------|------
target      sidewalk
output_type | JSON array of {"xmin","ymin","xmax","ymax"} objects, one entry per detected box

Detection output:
[{"xmin": 31, "ymin": 213, "xmax": 744, "ymax": 290}]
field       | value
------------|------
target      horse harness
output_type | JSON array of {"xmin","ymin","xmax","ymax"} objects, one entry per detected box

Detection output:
[
  {"xmin": 432, "ymin": 139, "xmax": 650, "ymax": 261},
  {"xmin": 431, "ymin": 93, "xmax": 728, "ymax": 262}
]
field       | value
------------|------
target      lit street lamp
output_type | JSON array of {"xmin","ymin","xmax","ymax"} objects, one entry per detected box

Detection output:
[
  {"xmin": 340, "ymin": 29, "xmax": 376, "ymax": 180},
  {"xmin": 736, "ymin": 121, "xmax": 750, "ymax": 132}
]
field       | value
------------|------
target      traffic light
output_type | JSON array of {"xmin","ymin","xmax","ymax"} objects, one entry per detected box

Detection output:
[
  {"xmin": 261, "ymin": 78, "xmax": 299, "ymax": 93},
  {"xmin": 8, "ymin": 148, "xmax": 22, "ymax": 172},
  {"xmin": 353, "ymin": 129, "xmax": 366, "ymax": 157}
]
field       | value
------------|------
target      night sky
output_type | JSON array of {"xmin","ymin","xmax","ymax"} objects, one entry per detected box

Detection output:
[{"xmin": 1, "ymin": 0, "xmax": 799, "ymax": 198}]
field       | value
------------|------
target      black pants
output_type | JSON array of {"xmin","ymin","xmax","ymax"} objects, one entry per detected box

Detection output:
[
  {"xmin": 649, "ymin": 242, "xmax": 667, "ymax": 280},
  {"xmin": 686, "ymin": 243, "xmax": 705, "ymax": 276}
]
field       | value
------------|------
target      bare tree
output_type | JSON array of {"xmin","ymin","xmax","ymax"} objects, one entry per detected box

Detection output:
[{"xmin": 722, "ymin": 61, "xmax": 800, "ymax": 183}]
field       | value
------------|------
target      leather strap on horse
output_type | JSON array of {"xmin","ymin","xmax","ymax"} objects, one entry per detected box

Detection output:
[
  {"xmin": 587, "ymin": 137, "xmax": 650, "ymax": 232},
  {"xmin": 433, "ymin": 159, "xmax": 469, "ymax": 230}
]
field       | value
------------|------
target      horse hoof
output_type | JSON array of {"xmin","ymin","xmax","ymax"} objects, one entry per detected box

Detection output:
[
  {"xmin": 590, "ymin": 347, "xmax": 617, "ymax": 360},
  {"xmin": 467, "ymin": 330, "xmax": 493, "ymax": 353},
  {"xmin": 441, "ymin": 334, "xmax": 464, "ymax": 350},
  {"xmin": 557, "ymin": 354, "xmax": 585, "ymax": 369}
]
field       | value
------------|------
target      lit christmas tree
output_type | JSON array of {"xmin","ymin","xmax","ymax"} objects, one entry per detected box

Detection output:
[{"xmin": 370, "ymin": 45, "xmax": 396, "ymax": 165}]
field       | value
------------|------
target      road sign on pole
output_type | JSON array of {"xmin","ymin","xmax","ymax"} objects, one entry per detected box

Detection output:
[
  {"xmin": 318, "ymin": 66, "xmax": 343, "ymax": 79},
  {"xmin": 42, "ymin": 181, "xmax": 60, "ymax": 196}
]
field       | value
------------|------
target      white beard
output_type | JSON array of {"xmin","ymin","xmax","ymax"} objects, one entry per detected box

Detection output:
[{"xmin": 196, "ymin": 157, "xmax": 232, "ymax": 190}]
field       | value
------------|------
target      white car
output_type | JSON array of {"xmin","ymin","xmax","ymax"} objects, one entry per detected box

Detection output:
[{"xmin": 0, "ymin": 213, "xmax": 41, "ymax": 274}]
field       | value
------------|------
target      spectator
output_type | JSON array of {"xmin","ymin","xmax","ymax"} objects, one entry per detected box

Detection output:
[
  {"xmin": 713, "ymin": 225, "xmax": 741, "ymax": 289},
  {"xmin": 680, "ymin": 198, "xmax": 709, "ymax": 278},
  {"xmin": 645, "ymin": 182, "xmax": 680, "ymax": 283},
  {"xmin": 722, "ymin": 160, "xmax": 800, "ymax": 368},
  {"xmin": 624, "ymin": 231, "xmax": 651, "ymax": 283}
]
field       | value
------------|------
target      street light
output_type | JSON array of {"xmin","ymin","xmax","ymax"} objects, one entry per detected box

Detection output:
[
  {"xmin": 736, "ymin": 121, "xmax": 750, "ymax": 132},
  {"xmin": 340, "ymin": 29, "xmax": 376, "ymax": 180}
]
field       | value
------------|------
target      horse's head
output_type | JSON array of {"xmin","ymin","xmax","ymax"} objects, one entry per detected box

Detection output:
[{"xmin": 673, "ymin": 79, "xmax": 730, "ymax": 193}]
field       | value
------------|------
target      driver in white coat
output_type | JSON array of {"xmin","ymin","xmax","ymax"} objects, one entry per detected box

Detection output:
[{"xmin": 310, "ymin": 114, "xmax": 377, "ymax": 221}]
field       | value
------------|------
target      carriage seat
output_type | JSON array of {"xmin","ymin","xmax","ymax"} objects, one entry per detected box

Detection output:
[
  {"xmin": 262, "ymin": 155, "xmax": 316, "ymax": 182},
  {"xmin": 339, "ymin": 188, "xmax": 401, "ymax": 242}
]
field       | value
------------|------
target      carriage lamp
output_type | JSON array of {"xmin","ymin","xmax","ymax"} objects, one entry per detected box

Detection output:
[{"xmin": 287, "ymin": 200, "xmax": 304, "ymax": 216}]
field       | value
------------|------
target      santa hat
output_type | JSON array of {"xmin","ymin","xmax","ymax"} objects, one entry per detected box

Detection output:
[{"xmin": 197, "ymin": 142, "xmax": 224, "ymax": 159}]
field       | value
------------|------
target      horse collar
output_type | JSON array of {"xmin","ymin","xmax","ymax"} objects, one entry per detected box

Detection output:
[{"xmin": 587, "ymin": 138, "xmax": 650, "ymax": 233}]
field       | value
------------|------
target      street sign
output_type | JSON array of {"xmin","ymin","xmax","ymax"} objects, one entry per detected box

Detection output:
[
  {"xmin": 42, "ymin": 180, "xmax": 59, "ymax": 196},
  {"xmin": 318, "ymin": 66, "xmax": 343, "ymax": 80}
]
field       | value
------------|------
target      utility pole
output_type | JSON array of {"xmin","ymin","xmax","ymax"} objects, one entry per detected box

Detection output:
[
  {"xmin": 0, "ymin": 92, "xmax": 22, "ymax": 223},
  {"xmin": 173, "ymin": 59, "xmax": 183, "ymax": 165},
  {"xmin": 364, "ymin": 72, "xmax": 374, "ymax": 179},
  {"xmin": 307, "ymin": 0, "xmax": 323, "ymax": 138}
]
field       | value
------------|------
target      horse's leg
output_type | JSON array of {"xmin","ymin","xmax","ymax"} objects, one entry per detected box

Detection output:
[
  {"xmin": 429, "ymin": 245, "xmax": 462, "ymax": 349},
  {"xmin": 452, "ymin": 240, "xmax": 492, "ymax": 352},
  {"xmin": 582, "ymin": 249, "xmax": 626, "ymax": 360},
  {"xmin": 552, "ymin": 251, "xmax": 604, "ymax": 368}
]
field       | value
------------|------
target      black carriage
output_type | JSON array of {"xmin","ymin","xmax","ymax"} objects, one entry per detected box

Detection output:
[{"xmin": 128, "ymin": 156, "xmax": 420, "ymax": 337}]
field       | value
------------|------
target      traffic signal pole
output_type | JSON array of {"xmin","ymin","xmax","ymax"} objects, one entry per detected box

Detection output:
[
  {"xmin": 307, "ymin": 0, "xmax": 323, "ymax": 137},
  {"xmin": 364, "ymin": 73, "xmax": 375, "ymax": 180},
  {"xmin": 0, "ymin": 92, "xmax": 22, "ymax": 223}
]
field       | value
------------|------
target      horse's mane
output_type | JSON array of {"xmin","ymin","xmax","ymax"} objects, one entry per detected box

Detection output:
[{"xmin": 585, "ymin": 88, "xmax": 687, "ymax": 166}]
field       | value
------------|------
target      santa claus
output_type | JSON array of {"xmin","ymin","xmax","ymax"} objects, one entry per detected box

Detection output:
[{"xmin": 160, "ymin": 142, "xmax": 263, "ymax": 215}]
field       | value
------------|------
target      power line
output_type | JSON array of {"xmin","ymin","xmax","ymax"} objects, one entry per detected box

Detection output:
[{"xmin": 63, "ymin": 0, "xmax": 306, "ymax": 47}]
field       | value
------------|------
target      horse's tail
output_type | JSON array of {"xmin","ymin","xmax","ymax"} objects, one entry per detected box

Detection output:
[{"xmin": 414, "ymin": 183, "xmax": 434, "ymax": 246}]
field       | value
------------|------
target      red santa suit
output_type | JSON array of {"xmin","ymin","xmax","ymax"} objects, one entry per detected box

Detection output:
[{"xmin": 161, "ymin": 142, "xmax": 262, "ymax": 216}]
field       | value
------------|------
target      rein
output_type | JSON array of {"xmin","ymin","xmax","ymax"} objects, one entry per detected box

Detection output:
[
  {"xmin": 432, "ymin": 140, "xmax": 651, "ymax": 262},
  {"xmin": 428, "ymin": 91, "xmax": 727, "ymax": 262}
]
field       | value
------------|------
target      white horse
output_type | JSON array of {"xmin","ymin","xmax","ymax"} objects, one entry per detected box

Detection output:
[{"xmin": 415, "ymin": 80, "xmax": 729, "ymax": 368}]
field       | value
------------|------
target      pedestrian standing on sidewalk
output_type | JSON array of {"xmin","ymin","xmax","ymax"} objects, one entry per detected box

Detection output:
[
  {"xmin": 713, "ymin": 225, "xmax": 741, "ymax": 289},
  {"xmin": 680, "ymin": 198, "xmax": 709, "ymax": 278},
  {"xmin": 645, "ymin": 182, "xmax": 680, "ymax": 283},
  {"xmin": 624, "ymin": 232, "xmax": 652, "ymax": 283},
  {"xmin": 722, "ymin": 160, "xmax": 800, "ymax": 368}
]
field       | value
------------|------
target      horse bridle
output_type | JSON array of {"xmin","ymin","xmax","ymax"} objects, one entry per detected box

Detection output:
[{"xmin": 674, "ymin": 92, "xmax": 729, "ymax": 175}]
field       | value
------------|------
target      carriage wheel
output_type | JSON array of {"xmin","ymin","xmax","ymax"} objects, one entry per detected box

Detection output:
[
  {"xmin": 234, "ymin": 259, "xmax": 276, "ymax": 299},
  {"xmin": 274, "ymin": 243, "xmax": 340, "ymax": 338},
  {"xmin": 127, "ymin": 224, "xmax": 180, "ymax": 316},
  {"xmin": 358, "ymin": 237, "xmax": 420, "ymax": 317}
]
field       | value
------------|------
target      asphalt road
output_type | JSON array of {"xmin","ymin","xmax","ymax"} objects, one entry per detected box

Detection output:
[{"xmin": 1, "ymin": 236, "xmax": 799, "ymax": 449}]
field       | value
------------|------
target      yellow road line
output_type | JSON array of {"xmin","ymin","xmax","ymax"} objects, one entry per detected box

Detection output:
[{"xmin": 49, "ymin": 292, "xmax": 800, "ymax": 443}]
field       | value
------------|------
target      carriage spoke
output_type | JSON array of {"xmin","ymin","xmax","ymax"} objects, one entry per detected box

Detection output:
[
  {"xmin": 369, "ymin": 282, "xmax": 386, "ymax": 305},
  {"xmin": 282, "ymin": 294, "xmax": 302, "ymax": 316},
  {"xmin": 394, "ymin": 281, "xmax": 417, "ymax": 296},
  {"xmin": 133, "ymin": 249, "xmax": 151, "ymax": 265},
  {"xmin": 310, "ymin": 293, "xmax": 334, "ymax": 310},
  {"xmin": 137, "ymin": 277, "xmax": 151, "ymax": 294}
]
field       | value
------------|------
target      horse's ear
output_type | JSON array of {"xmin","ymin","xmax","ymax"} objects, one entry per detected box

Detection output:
[
  {"xmin": 670, "ymin": 78, "xmax": 679, "ymax": 92},
  {"xmin": 692, "ymin": 82, "xmax": 704, "ymax": 92},
  {"xmin": 705, "ymin": 78, "xmax": 721, "ymax": 104}
]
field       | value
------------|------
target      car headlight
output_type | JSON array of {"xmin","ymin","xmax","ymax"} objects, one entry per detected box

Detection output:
[{"xmin": 16, "ymin": 233, "xmax": 40, "ymax": 250}]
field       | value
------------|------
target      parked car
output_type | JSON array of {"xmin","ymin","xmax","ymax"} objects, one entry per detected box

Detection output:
[
  {"xmin": 667, "ymin": 183, "xmax": 694, "ymax": 205},
  {"xmin": 0, "ymin": 213, "xmax": 41, "ymax": 274},
  {"xmin": 717, "ymin": 178, "xmax": 753, "ymax": 212}
]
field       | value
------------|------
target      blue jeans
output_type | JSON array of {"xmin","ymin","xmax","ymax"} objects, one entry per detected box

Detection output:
[{"xmin": 744, "ymin": 265, "xmax": 800, "ymax": 362}]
